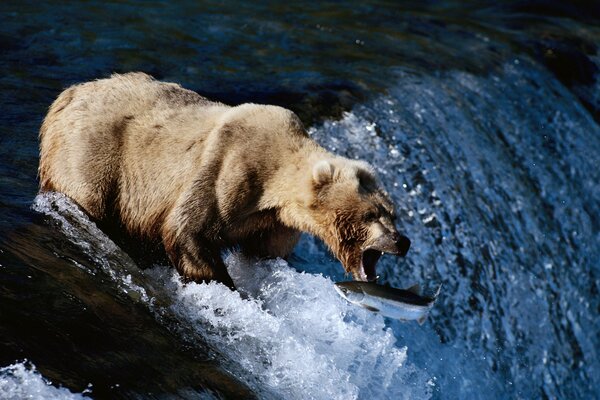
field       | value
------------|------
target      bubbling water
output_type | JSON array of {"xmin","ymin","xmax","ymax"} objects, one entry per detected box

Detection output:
[
  {"xmin": 0, "ymin": 362, "xmax": 90, "ymax": 400},
  {"xmin": 32, "ymin": 192, "xmax": 432, "ymax": 400}
]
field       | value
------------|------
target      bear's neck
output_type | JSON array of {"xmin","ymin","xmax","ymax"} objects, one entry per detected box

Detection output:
[{"xmin": 261, "ymin": 139, "xmax": 332, "ymax": 239}]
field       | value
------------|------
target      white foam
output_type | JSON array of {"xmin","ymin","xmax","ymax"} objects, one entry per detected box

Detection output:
[
  {"xmin": 147, "ymin": 256, "xmax": 430, "ymax": 399},
  {"xmin": 33, "ymin": 193, "xmax": 432, "ymax": 400},
  {"xmin": 0, "ymin": 362, "xmax": 89, "ymax": 400}
]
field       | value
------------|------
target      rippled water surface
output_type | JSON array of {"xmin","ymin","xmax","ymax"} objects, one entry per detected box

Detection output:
[{"xmin": 1, "ymin": 1, "xmax": 599, "ymax": 399}]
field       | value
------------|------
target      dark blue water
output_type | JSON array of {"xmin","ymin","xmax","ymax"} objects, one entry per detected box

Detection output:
[{"xmin": 1, "ymin": 1, "xmax": 598, "ymax": 399}]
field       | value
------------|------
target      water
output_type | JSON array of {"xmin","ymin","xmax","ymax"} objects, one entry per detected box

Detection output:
[
  {"xmin": 29, "ymin": 192, "xmax": 429, "ymax": 399},
  {"xmin": 1, "ymin": 1, "xmax": 599, "ymax": 399},
  {"xmin": 0, "ymin": 362, "xmax": 89, "ymax": 400}
]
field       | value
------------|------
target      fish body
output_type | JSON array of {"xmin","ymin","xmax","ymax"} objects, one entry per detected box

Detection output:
[{"xmin": 334, "ymin": 281, "xmax": 441, "ymax": 323}]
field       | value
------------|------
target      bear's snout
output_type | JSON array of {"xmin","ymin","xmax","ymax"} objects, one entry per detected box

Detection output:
[
  {"xmin": 395, "ymin": 234, "xmax": 411, "ymax": 257},
  {"xmin": 367, "ymin": 231, "xmax": 410, "ymax": 257}
]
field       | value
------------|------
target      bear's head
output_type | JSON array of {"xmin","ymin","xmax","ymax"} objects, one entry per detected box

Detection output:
[{"xmin": 309, "ymin": 159, "xmax": 411, "ymax": 281}]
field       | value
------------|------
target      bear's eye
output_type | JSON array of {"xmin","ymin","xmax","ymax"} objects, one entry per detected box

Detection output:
[{"xmin": 364, "ymin": 211, "xmax": 379, "ymax": 221}]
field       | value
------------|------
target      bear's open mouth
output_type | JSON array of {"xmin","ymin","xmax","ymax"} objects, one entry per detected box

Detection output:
[{"xmin": 361, "ymin": 248, "xmax": 383, "ymax": 282}]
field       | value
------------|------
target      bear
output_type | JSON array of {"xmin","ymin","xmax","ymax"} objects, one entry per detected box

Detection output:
[{"xmin": 39, "ymin": 72, "xmax": 410, "ymax": 289}]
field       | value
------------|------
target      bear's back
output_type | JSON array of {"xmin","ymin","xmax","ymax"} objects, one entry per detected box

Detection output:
[
  {"xmin": 39, "ymin": 73, "xmax": 309, "ymax": 238},
  {"xmin": 38, "ymin": 73, "xmax": 223, "ymax": 220}
]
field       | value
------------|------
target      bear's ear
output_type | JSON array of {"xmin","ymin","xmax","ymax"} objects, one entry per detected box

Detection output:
[
  {"xmin": 356, "ymin": 166, "xmax": 377, "ymax": 192},
  {"xmin": 312, "ymin": 160, "xmax": 334, "ymax": 185}
]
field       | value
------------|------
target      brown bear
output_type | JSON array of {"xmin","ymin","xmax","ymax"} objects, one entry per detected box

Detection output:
[{"xmin": 39, "ymin": 72, "xmax": 410, "ymax": 289}]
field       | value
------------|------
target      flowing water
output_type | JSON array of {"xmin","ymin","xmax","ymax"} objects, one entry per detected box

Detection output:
[{"xmin": 1, "ymin": 1, "xmax": 599, "ymax": 399}]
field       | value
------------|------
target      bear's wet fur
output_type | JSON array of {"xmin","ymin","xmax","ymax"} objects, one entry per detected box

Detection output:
[{"xmin": 39, "ymin": 73, "xmax": 410, "ymax": 288}]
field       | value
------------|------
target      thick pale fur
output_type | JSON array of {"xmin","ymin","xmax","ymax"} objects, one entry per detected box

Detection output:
[{"xmin": 39, "ymin": 73, "xmax": 404, "ymax": 288}]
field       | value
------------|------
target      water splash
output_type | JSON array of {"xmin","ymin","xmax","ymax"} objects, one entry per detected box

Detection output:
[
  {"xmin": 32, "ymin": 192, "xmax": 431, "ymax": 400},
  {"xmin": 0, "ymin": 362, "xmax": 89, "ymax": 400}
]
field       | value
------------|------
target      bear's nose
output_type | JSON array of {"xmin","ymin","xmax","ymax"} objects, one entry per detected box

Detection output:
[{"xmin": 395, "ymin": 234, "xmax": 411, "ymax": 256}]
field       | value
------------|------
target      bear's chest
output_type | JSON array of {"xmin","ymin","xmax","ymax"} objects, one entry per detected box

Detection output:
[{"xmin": 222, "ymin": 208, "xmax": 281, "ymax": 241}]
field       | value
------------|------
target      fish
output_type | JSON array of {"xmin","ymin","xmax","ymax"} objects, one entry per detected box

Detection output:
[{"xmin": 334, "ymin": 281, "xmax": 441, "ymax": 324}]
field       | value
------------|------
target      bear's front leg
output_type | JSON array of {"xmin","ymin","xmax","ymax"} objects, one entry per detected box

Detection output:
[{"xmin": 164, "ymin": 234, "xmax": 235, "ymax": 290}]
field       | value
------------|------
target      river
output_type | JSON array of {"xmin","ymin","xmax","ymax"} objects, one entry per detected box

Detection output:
[{"xmin": 0, "ymin": 1, "xmax": 598, "ymax": 399}]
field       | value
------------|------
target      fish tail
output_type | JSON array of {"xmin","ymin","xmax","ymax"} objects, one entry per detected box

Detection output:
[{"xmin": 433, "ymin": 284, "xmax": 442, "ymax": 298}]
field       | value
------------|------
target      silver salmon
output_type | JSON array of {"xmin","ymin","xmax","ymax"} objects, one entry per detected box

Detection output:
[{"xmin": 334, "ymin": 281, "xmax": 441, "ymax": 324}]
